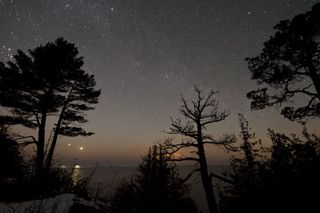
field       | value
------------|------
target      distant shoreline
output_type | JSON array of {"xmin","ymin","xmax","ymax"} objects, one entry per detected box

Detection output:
[{"xmin": 57, "ymin": 164, "xmax": 230, "ymax": 169}]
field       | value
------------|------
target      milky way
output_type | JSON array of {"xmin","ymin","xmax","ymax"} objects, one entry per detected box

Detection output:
[{"xmin": 0, "ymin": 0, "xmax": 318, "ymax": 165}]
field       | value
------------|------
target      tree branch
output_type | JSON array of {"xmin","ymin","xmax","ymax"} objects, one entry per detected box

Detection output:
[
  {"xmin": 168, "ymin": 117, "xmax": 198, "ymax": 139},
  {"xmin": 13, "ymin": 135, "xmax": 37, "ymax": 146},
  {"xmin": 209, "ymin": 172, "xmax": 234, "ymax": 185},
  {"xmin": 182, "ymin": 167, "xmax": 201, "ymax": 183},
  {"xmin": 164, "ymin": 141, "xmax": 198, "ymax": 155},
  {"xmin": 170, "ymin": 157, "xmax": 199, "ymax": 162}
]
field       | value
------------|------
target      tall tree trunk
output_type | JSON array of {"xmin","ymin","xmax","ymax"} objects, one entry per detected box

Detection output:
[
  {"xmin": 35, "ymin": 112, "xmax": 47, "ymax": 178},
  {"xmin": 44, "ymin": 107, "xmax": 65, "ymax": 171},
  {"xmin": 306, "ymin": 51, "xmax": 320, "ymax": 99},
  {"xmin": 45, "ymin": 88, "xmax": 73, "ymax": 171},
  {"xmin": 308, "ymin": 64, "xmax": 320, "ymax": 99},
  {"xmin": 197, "ymin": 123, "xmax": 219, "ymax": 213}
]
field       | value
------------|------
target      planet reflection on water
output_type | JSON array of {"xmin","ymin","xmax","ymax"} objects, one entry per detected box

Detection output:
[{"xmin": 72, "ymin": 165, "xmax": 81, "ymax": 185}]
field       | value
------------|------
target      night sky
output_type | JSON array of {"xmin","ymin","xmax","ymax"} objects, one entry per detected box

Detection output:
[{"xmin": 0, "ymin": 0, "xmax": 318, "ymax": 166}]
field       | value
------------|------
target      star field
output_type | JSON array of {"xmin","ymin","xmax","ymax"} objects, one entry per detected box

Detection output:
[{"xmin": 0, "ymin": 0, "xmax": 318, "ymax": 165}]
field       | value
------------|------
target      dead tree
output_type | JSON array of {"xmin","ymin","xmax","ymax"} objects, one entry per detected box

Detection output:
[{"xmin": 165, "ymin": 86, "xmax": 236, "ymax": 213}]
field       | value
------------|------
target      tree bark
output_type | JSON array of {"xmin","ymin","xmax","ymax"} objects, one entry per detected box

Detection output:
[
  {"xmin": 308, "ymin": 64, "xmax": 320, "ymax": 99},
  {"xmin": 305, "ymin": 50, "xmax": 320, "ymax": 99},
  {"xmin": 197, "ymin": 123, "xmax": 219, "ymax": 213},
  {"xmin": 35, "ymin": 111, "xmax": 47, "ymax": 178}
]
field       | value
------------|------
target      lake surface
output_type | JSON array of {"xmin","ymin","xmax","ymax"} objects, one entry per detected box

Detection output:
[{"xmin": 70, "ymin": 165, "xmax": 229, "ymax": 213}]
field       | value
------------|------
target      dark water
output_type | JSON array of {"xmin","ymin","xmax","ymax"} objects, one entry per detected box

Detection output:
[{"xmin": 71, "ymin": 165, "xmax": 229, "ymax": 213}]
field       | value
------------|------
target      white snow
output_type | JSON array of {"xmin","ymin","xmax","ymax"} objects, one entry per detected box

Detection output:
[{"xmin": 0, "ymin": 194, "xmax": 75, "ymax": 213}]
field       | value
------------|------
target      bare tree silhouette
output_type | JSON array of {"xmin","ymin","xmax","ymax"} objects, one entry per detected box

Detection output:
[{"xmin": 165, "ymin": 85, "xmax": 235, "ymax": 213}]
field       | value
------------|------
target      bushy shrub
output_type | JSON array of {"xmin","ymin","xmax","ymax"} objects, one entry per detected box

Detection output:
[{"xmin": 219, "ymin": 118, "xmax": 320, "ymax": 213}]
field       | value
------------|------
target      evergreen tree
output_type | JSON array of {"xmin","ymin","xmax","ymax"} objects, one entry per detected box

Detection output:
[
  {"xmin": 0, "ymin": 38, "xmax": 100, "ymax": 177},
  {"xmin": 107, "ymin": 144, "xmax": 198, "ymax": 213},
  {"xmin": 247, "ymin": 3, "xmax": 320, "ymax": 121}
]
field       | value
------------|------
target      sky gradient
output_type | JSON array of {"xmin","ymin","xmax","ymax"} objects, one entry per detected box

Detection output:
[{"xmin": 0, "ymin": 0, "xmax": 319, "ymax": 166}]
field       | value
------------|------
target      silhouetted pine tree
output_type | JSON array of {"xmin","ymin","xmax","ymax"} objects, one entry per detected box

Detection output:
[
  {"xmin": 246, "ymin": 3, "xmax": 320, "ymax": 121},
  {"xmin": 0, "ymin": 38, "xmax": 100, "ymax": 178},
  {"xmin": 107, "ymin": 144, "xmax": 198, "ymax": 213},
  {"xmin": 106, "ymin": 179, "xmax": 135, "ymax": 213}
]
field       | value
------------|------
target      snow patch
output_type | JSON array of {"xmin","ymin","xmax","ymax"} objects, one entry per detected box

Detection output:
[{"xmin": 0, "ymin": 194, "xmax": 75, "ymax": 213}]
